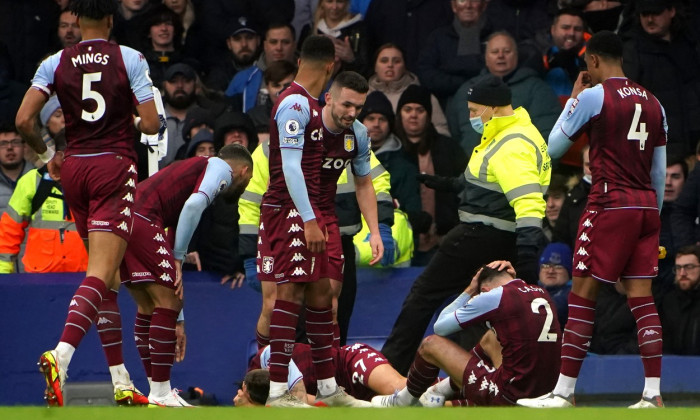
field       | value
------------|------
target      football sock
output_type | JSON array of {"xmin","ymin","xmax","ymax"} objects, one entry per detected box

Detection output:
[
  {"xmin": 305, "ymin": 306, "xmax": 335, "ymax": 381},
  {"xmin": 268, "ymin": 300, "xmax": 300, "ymax": 383},
  {"xmin": 97, "ymin": 288, "xmax": 123, "ymax": 367},
  {"xmin": 406, "ymin": 352, "xmax": 440, "ymax": 398},
  {"xmin": 109, "ymin": 364, "xmax": 131, "ymax": 386},
  {"xmin": 135, "ymin": 312, "xmax": 152, "ymax": 377},
  {"xmin": 558, "ymin": 292, "xmax": 595, "ymax": 389},
  {"xmin": 149, "ymin": 308, "xmax": 178, "ymax": 382},
  {"xmin": 628, "ymin": 296, "xmax": 662, "ymax": 398},
  {"xmin": 256, "ymin": 329, "xmax": 269, "ymax": 350},
  {"xmin": 333, "ymin": 323, "xmax": 341, "ymax": 349},
  {"xmin": 269, "ymin": 381, "xmax": 287, "ymax": 399},
  {"xmin": 60, "ymin": 276, "xmax": 107, "ymax": 349},
  {"xmin": 434, "ymin": 377, "xmax": 455, "ymax": 398},
  {"xmin": 55, "ymin": 341, "xmax": 75, "ymax": 370},
  {"xmin": 395, "ymin": 387, "xmax": 417, "ymax": 405},
  {"xmin": 150, "ymin": 380, "xmax": 171, "ymax": 399},
  {"xmin": 317, "ymin": 378, "xmax": 339, "ymax": 396}
]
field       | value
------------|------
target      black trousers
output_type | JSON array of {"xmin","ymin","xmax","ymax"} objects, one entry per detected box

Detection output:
[
  {"xmin": 337, "ymin": 235, "xmax": 357, "ymax": 346},
  {"xmin": 381, "ymin": 223, "xmax": 517, "ymax": 375}
]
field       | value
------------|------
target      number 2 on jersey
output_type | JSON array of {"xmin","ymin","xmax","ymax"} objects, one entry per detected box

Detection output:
[
  {"xmin": 81, "ymin": 72, "xmax": 106, "ymax": 122},
  {"xmin": 627, "ymin": 103, "xmax": 648, "ymax": 151},
  {"xmin": 531, "ymin": 297, "xmax": 557, "ymax": 342}
]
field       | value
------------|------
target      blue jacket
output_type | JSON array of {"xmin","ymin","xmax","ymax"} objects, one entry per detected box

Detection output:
[{"xmin": 225, "ymin": 65, "xmax": 263, "ymax": 112}]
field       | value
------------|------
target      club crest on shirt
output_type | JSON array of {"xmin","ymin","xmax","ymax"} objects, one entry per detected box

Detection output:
[
  {"xmin": 344, "ymin": 135, "xmax": 355, "ymax": 152},
  {"xmin": 262, "ymin": 256, "xmax": 274, "ymax": 274},
  {"xmin": 285, "ymin": 119, "xmax": 300, "ymax": 135}
]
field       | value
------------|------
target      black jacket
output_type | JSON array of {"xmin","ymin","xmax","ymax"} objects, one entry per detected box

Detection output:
[
  {"xmin": 552, "ymin": 179, "xmax": 590, "ymax": 250},
  {"xmin": 660, "ymin": 286, "xmax": 700, "ymax": 355}
]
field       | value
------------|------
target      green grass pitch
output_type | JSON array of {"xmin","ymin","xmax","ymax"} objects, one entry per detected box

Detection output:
[{"xmin": 2, "ymin": 407, "xmax": 700, "ymax": 420}]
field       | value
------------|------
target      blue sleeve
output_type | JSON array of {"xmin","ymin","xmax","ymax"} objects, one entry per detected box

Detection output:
[
  {"xmin": 651, "ymin": 145, "xmax": 666, "ymax": 212},
  {"xmin": 549, "ymin": 85, "xmax": 604, "ymax": 159},
  {"xmin": 434, "ymin": 287, "xmax": 504, "ymax": 336},
  {"xmin": 172, "ymin": 158, "xmax": 232, "ymax": 259},
  {"xmin": 30, "ymin": 52, "xmax": 61, "ymax": 96},
  {"xmin": 276, "ymin": 95, "xmax": 315, "ymax": 222},
  {"xmin": 259, "ymin": 345, "xmax": 303, "ymax": 390},
  {"xmin": 434, "ymin": 292, "xmax": 471, "ymax": 336},
  {"xmin": 350, "ymin": 120, "xmax": 372, "ymax": 177},
  {"xmin": 120, "ymin": 46, "xmax": 154, "ymax": 104}
]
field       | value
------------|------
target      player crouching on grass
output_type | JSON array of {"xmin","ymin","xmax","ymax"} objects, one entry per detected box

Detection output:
[{"xmin": 372, "ymin": 261, "xmax": 561, "ymax": 407}]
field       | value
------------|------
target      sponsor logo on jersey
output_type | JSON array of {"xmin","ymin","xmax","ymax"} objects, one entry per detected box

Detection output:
[
  {"xmin": 291, "ymin": 103, "xmax": 303, "ymax": 113},
  {"xmin": 577, "ymin": 247, "xmax": 589, "ymax": 256},
  {"xmin": 154, "ymin": 233, "xmax": 165, "ymax": 242},
  {"xmin": 262, "ymin": 256, "xmax": 274, "ymax": 274},
  {"xmin": 291, "ymin": 253, "xmax": 306, "ymax": 262},
  {"xmin": 290, "ymin": 238, "xmax": 304, "ymax": 247},
  {"xmin": 118, "ymin": 221, "xmax": 129, "ymax": 231},
  {"xmin": 96, "ymin": 317, "xmax": 112, "ymax": 325},
  {"xmin": 70, "ymin": 299, "xmax": 78, "ymax": 307},
  {"xmin": 132, "ymin": 271, "xmax": 152, "ymax": 277},
  {"xmin": 120, "ymin": 207, "xmax": 131, "ymax": 217},
  {"xmin": 160, "ymin": 273, "xmax": 173, "ymax": 282},
  {"xmin": 310, "ymin": 128, "xmax": 323, "ymax": 141},
  {"xmin": 158, "ymin": 260, "xmax": 173, "ymax": 269},
  {"xmin": 156, "ymin": 246, "xmax": 170, "ymax": 255},
  {"xmin": 582, "ymin": 218, "xmax": 593, "ymax": 228},
  {"xmin": 122, "ymin": 192, "xmax": 134, "ymax": 203},
  {"xmin": 322, "ymin": 157, "xmax": 352, "ymax": 170},
  {"xmin": 282, "ymin": 137, "xmax": 299, "ymax": 145},
  {"xmin": 579, "ymin": 232, "xmax": 590, "ymax": 242},
  {"xmin": 576, "ymin": 261, "xmax": 588, "ymax": 270},
  {"xmin": 285, "ymin": 119, "xmax": 300, "ymax": 135},
  {"xmin": 292, "ymin": 267, "xmax": 307, "ymax": 276},
  {"xmin": 288, "ymin": 223, "xmax": 302, "ymax": 233},
  {"xmin": 344, "ymin": 135, "xmax": 355, "ymax": 151},
  {"xmin": 91, "ymin": 220, "xmax": 110, "ymax": 226},
  {"xmin": 287, "ymin": 209, "xmax": 300, "ymax": 218}
]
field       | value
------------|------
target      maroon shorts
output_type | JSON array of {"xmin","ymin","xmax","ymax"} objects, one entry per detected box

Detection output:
[
  {"xmin": 460, "ymin": 349, "xmax": 513, "ymax": 406},
  {"xmin": 319, "ymin": 222, "xmax": 344, "ymax": 281},
  {"xmin": 119, "ymin": 214, "xmax": 176, "ymax": 290},
  {"xmin": 257, "ymin": 204, "xmax": 324, "ymax": 283},
  {"xmin": 572, "ymin": 208, "xmax": 660, "ymax": 283},
  {"xmin": 335, "ymin": 343, "xmax": 389, "ymax": 401},
  {"xmin": 60, "ymin": 154, "xmax": 137, "ymax": 241}
]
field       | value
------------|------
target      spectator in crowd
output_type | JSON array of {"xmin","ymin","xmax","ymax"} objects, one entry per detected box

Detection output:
[
  {"xmin": 416, "ymin": 0, "xmax": 492, "ymax": 108},
  {"xmin": 671, "ymin": 155, "xmax": 700, "ymax": 249},
  {"xmin": 622, "ymin": 0, "xmax": 700, "ymax": 156},
  {"xmin": 247, "ymin": 60, "xmax": 297, "ymax": 141},
  {"xmin": 448, "ymin": 31, "xmax": 561, "ymax": 155},
  {"xmin": 57, "ymin": 8, "xmax": 81, "ymax": 49},
  {"xmin": 171, "ymin": 106, "xmax": 216, "ymax": 161},
  {"xmin": 364, "ymin": 0, "xmax": 453, "ymax": 71},
  {"xmin": 0, "ymin": 122, "xmax": 32, "ymax": 214},
  {"xmin": 357, "ymin": 91, "xmax": 422, "ymax": 218},
  {"xmin": 186, "ymin": 129, "xmax": 216, "ymax": 158},
  {"xmin": 162, "ymin": 0, "xmax": 195, "ymax": 44},
  {"xmin": 291, "ymin": 0, "xmax": 317, "ymax": 43},
  {"xmin": 225, "ymin": 22, "xmax": 297, "ymax": 112},
  {"xmin": 538, "ymin": 242, "xmax": 573, "ymax": 328},
  {"xmin": 27, "ymin": 95, "xmax": 63, "ymax": 169},
  {"xmin": 553, "ymin": 144, "xmax": 591, "ymax": 249},
  {"xmin": 161, "ymin": 63, "xmax": 198, "ymax": 167},
  {"xmin": 213, "ymin": 111, "xmax": 259, "ymax": 153},
  {"xmin": 206, "ymin": 17, "xmax": 262, "ymax": 92},
  {"xmin": 395, "ymin": 85, "xmax": 467, "ymax": 266},
  {"xmin": 141, "ymin": 5, "xmax": 190, "ymax": 89},
  {"xmin": 113, "ymin": 0, "xmax": 153, "ymax": 49},
  {"xmin": 484, "ymin": 0, "xmax": 551, "ymax": 44},
  {"xmin": 543, "ymin": 176, "xmax": 569, "ymax": 242},
  {"xmin": 657, "ymin": 155, "xmax": 689, "ymax": 298},
  {"xmin": 301, "ymin": 0, "xmax": 369, "ymax": 76},
  {"xmin": 382, "ymin": 77, "xmax": 550, "ymax": 374},
  {"xmin": 368, "ymin": 44, "xmax": 451, "ymax": 136},
  {"xmin": 580, "ymin": 0, "xmax": 625, "ymax": 33},
  {"xmin": 0, "ymin": 42, "xmax": 25, "ymax": 123},
  {"xmin": 661, "ymin": 245, "xmax": 700, "ymax": 355}
]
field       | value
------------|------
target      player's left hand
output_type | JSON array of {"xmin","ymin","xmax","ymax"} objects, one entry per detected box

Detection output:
[
  {"xmin": 367, "ymin": 231, "xmax": 385, "ymax": 266},
  {"xmin": 486, "ymin": 260, "xmax": 516, "ymax": 278},
  {"xmin": 47, "ymin": 150, "xmax": 64, "ymax": 181},
  {"xmin": 174, "ymin": 259, "xmax": 184, "ymax": 299},
  {"xmin": 221, "ymin": 272, "xmax": 245, "ymax": 289},
  {"xmin": 175, "ymin": 320, "xmax": 186, "ymax": 362},
  {"xmin": 571, "ymin": 71, "xmax": 592, "ymax": 99}
]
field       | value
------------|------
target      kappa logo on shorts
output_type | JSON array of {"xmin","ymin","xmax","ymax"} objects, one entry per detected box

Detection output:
[
  {"xmin": 118, "ymin": 221, "xmax": 129, "ymax": 232},
  {"xmin": 120, "ymin": 207, "xmax": 131, "ymax": 217},
  {"xmin": 259, "ymin": 222, "xmax": 264, "ymax": 230},
  {"xmin": 468, "ymin": 371, "xmax": 477, "ymax": 385},
  {"xmin": 128, "ymin": 164, "xmax": 137, "ymax": 174},
  {"xmin": 479, "ymin": 378, "xmax": 489, "ymax": 391},
  {"xmin": 156, "ymin": 246, "xmax": 170, "ymax": 255},
  {"xmin": 122, "ymin": 192, "xmax": 134, "ymax": 203},
  {"xmin": 579, "ymin": 232, "xmax": 590, "ymax": 242},
  {"xmin": 125, "ymin": 178, "xmax": 136, "ymax": 188},
  {"xmin": 576, "ymin": 261, "xmax": 588, "ymax": 270},
  {"xmin": 160, "ymin": 273, "xmax": 173, "ymax": 282},
  {"xmin": 488, "ymin": 381, "xmax": 499, "ymax": 396},
  {"xmin": 257, "ymin": 251, "xmax": 261, "ymax": 258},
  {"xmin": 291, "ymin": 253, "xmax": 306, "ymax": 262},
  {"xmin": 582, "ymin": 218, "xmax": 593, "ymax": 228},
  {"xmin": 287, "ymin": 209, "xmax": 300, "ymax": 218},
  {"xmin": 291, "ymin": 267, "xmax": 307, "ymax": 276},
  {"xmin": 258, "ymin": 236, "xmax": 262, "ymax": 244},
  {"xmin": 262, "ymin": 256, "xmax": 274, "ymax": 274},
  {"xmin": 577, "ymin": 247, "xmax": 589, "ymax": 256},
  {"xmin": 289, "ymin": 238, "xmax": 304, "ymax": 247},
  {"xmin": 288, "ymin": 223, "xmax": 302, "ymax": 233},
  {"xmin": 154, "ymin": 233, "xmax": 165, "ymax": 242},
  {"xmin": 158, "ymin": 259, "xmax": 173, "ymax": 269}
]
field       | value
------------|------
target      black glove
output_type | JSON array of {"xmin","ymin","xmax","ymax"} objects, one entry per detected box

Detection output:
[
  {"xmin": 406, "ymin": 210, "xmax": 432, "ymax": 234},
  {"xmin": 416, "ymin": 173, "xmax": 463, "ymax": 193}
]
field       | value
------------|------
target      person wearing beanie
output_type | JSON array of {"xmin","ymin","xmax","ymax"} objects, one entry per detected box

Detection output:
[
  {"xmin": 382, "ymin": 74, "xmax": 550, "ymax": 376},
  {"xmin": 538, "ymin": 242, "xmax": 573, "ymax": 328},
  {"xmin": 40, "ymin": 96, "xmax": 63, "ymax": 137},
  {"xmin": 394, "ymin": 84, "xmax": 467, "ymax": 267},
  {"xmin": 186, "ymin": 130, "xmax": 216, "ymax": 157}
]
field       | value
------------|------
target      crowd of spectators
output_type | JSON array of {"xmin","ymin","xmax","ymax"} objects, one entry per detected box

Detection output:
[{"xmin": 1, "ymin": 0, "xmax": 699, "ymax": 356}]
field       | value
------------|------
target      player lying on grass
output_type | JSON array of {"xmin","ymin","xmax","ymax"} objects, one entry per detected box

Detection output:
[{"xmin": 372, "ymin": 261, "xmax": 562, "ymax": 407}]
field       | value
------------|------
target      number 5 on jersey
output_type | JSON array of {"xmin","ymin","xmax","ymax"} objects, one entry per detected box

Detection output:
[{"xmin": 82, "ymin": 72, "xmax": 106, "ymax": 122}]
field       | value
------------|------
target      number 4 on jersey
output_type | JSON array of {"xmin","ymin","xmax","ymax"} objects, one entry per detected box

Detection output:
[{"xmin": 627, "ymin": 103, "xmax": 648, "ymax": 151}]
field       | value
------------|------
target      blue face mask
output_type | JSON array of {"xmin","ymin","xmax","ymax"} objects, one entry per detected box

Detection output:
[{"xmin": 469, "ymin": 107, "xmax": 489, "ymax": 134}]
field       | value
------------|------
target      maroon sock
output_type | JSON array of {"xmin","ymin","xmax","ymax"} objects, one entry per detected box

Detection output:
[
  {"xmin": 406, "ymin": 352, "xmax": 440, "ymax": 398},
  {"xmin": 256, "ymin": 329, "xmax": 269, "ymax": 350},
  {"xmin": 560, "ymin": 293, "xmax": 595, "ymax": 378},
  {"xmin": 268, "ymin": 300, "xmax": 301, "ymax": 383},
  {"xmin": 60, "ymin": 276, "xmax": 107, "ymax": 347},
  {"xmin": 135, "ymin": 312, "xmax": 152, "ymax": 377},
  {"xmin": 96, "ymin": 289, "xmax": 123, "ymax": 366},
  {"xmin": 333, "ymin": 323, "xmax": 341, "ymax": 349},
  {"xmin": 305, "ymin": 306, "xmax": 335, "ymax": 380},
  {"xmin": 628, "ymin": 296, "xmax": 662, "ymax": 378},
  {"xmin": 149, "ymin": 308, "xmax": 178, "ymax": 382}
]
